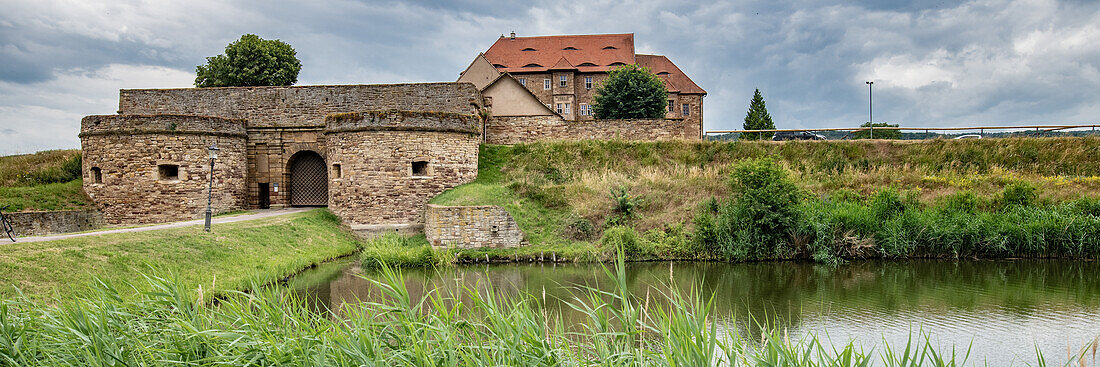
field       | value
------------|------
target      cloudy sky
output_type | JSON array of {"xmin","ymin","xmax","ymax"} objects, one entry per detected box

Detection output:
[{"xmin": 2, "ymin": 0, "xmax": 1099, "ymax": 154}]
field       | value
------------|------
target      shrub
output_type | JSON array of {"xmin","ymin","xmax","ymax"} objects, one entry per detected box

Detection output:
[
  {"xmin": 727, "ymin": 157, "xmax": 802, "ymax": 255},
  {"xmin": 997, "ymin": 182, "xmax": 1038, "ymax": 209},
  {"xmin": 606, "ymin": 186, "xmax": 643, "ymax": 227},
  {"xmin": 563, "ymin": 218, "xmax": 597, "ymax": 241},
  {"xmin": 869, "ymin": 188, "xmax": 910, "ymax": 220},
  {"xmin": 599, "ymin": 226, "xmax": 650, "ymax": 259}
]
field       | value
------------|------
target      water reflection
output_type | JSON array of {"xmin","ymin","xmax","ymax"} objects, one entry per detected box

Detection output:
[{"xmin": 290, "ymin": 259, "xmax": 1100, "ymax": 365}]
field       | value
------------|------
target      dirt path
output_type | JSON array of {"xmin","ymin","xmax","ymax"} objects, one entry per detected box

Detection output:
[{"xmin": 12, "ymin": 208, "xmax": 314, "ymax": 243}]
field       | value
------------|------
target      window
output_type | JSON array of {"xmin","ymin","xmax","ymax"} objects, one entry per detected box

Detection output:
[
  {"xmin": 521, "ymin": 47, "xmax": 537, "ymax": 51},
  {"xmin": 603, "ymin": 46, "xmax": 618, "ymax": 50},
  {"xmin": 523, "ymin": 63, "xmax": 543, "ymax": 68},
  {"xmin": 682, "ymin": 104, "xmax": 690, "ymax": 116},
  {"xmin": 332, "ymin": 164, "xmax": 342, "ymax": 179},
  {"xmin": 577, "ymin": 62, "xmax": 598, "ymax": 67},
  {"xmin": 411, "ymin": 161, "xmax": 429, "ymax": 176},
  {"xmin": 668, "ymin": 100, "xmax": 675, "ymax": 112},
  {"xmin": 559, "ymin": 75, "xmax": 567, "ymax": 87},
  {"xmin": 556, "ymin": 103, "xmax": 563, "ymax": 114},
  {"xmin": 158, "ymin": 164, "xmax": 179, "ymax": 181},
  {"xmin": 609, "ymin": 62, "xmax": 626, "ymax": 67},
  {"xmin": 585, "ymin": 77, "xmax": 592, "ymax": 90},
  {"xmin": 518, "ymin": 78, "xmax": 526, "ymax": 86},
  {"xmin": 563, "ymin": 46, "xmax": 578, "ymax": 50},
  {"xmin": 657, "ymin": 72, "xmax": 670, "ymax": 76},
  {"xmin": 563, "ymin": 103, "xmax": 571, "ymax": 115},
  {"xmin": 543, "ymin": 79, "xmax": 551, "ymax": 90},
  {"xmin": 579, "ymin": 103, "xmax": 589, "ymax": 116},
  {"xmin": 91, "ymin": 167, "xmax": 102, "ymax": 184},
  {"xmin": 492, "ymin": 64, "xmax": 507, "ymax": 68}
]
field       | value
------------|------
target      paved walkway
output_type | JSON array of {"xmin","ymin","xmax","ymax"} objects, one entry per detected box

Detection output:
[{"xmin": 14, "ymin": 208, "xmax": 314, "ymax": 243}]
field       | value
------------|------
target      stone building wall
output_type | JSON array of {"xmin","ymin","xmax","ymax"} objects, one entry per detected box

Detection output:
[
  {"xmin": 424, "ymin": 204, "xmax": 525, "ymax": 249},
  {"xmin": 484, "ymin": 115, "xmax": 698, "ymax": 144},
  {"xmin": 5, "ymin": 210, "xmax": 104, "ymax": 236},
  {"xmin": 118, "ymin": 83, "xmax": 483, "ymax": 127},
  {"xmin": 80, "ymin": 115, "xmax": 248, "ymax": 225},
  {"xmin": 324, "ymin": 110, "xmax": 481, "ymax": 230}
]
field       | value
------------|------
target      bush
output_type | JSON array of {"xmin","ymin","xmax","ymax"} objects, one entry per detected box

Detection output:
[
  {"xmin": 605, "ymin": 186, "xmax": 643, "ymax": 227},
  {"xmin": 599, "ymin": 226, "xmax": 651, "ymax": 259},
  {"xmin": 563, "ymin": 218, "xmax": 597, "ymax": 241},
  {"xmin": 869, "ymin": 188, "xmax": 911, "ymax": 220},
  {"xmin": 997, "ymin": 182, "xmax": 1038, "ymax": 209}
]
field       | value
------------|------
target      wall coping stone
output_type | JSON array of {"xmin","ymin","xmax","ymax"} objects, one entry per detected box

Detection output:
[
  {"xmin": 121, "ymin": 81, "xmax": 477, "ymax": 93},
  {"xmin": 324, "ymin": 109, "xmax": 481, "ymax": 135},
  {"xmin": 80, "ymin": 114, "xmax": 247, "ymax": 138}
]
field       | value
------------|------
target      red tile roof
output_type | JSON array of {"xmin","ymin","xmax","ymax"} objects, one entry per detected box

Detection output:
[
  {"xmin": 484, "ymin": 33, "xmax": 636, "ymax": 73},
  {"xmin": 481, "ymin": 33, "xmax": 705, "ymax": 95},
  {"xmin": 636, "ymin": 54, "xmax": 706, "ymax": 95}
]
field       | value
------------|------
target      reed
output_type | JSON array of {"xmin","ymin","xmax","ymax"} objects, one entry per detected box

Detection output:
[{"xmin": 2, "ymin": 257, "xmax": 1096, "ymax": 366}]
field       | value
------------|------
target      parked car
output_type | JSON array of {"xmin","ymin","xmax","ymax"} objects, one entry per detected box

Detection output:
[
  {"xmin": 773, "ymin": 131, "xmax": 827, "ymax": 141},
  {"xmin": 954, "ymin": 134, "xmax": 982, "ymax": 139}
]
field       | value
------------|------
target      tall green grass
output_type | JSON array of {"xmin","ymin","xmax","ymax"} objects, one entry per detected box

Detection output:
[{"xmin": 2, "ymin": 258, "xmax": 1096, "ymax": 366}]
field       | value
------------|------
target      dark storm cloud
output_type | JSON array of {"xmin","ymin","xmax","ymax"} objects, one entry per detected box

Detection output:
[{"xmin": 2, "ymin": 0, "xmax": 1100, "ymax": 155}]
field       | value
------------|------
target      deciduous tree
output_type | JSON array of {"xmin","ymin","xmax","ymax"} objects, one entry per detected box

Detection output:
[
  {"xmin": 195, "ymin": 34, "xmax": 302, "ymax": 88},
  {"xmin": 592, "ymin": 65, "xmax": 668, "ymax": 119}
]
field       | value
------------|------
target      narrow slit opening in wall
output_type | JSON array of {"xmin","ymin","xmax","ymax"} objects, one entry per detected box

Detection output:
[
  {"xmin": 412, "ymin": 161, "xmax": 428, "ymax": 176},
  {"xmin": 91, "ymin": 167, "xmax": 102, "ymax": 183},
  {"xmin": 332, "ymin": 164, "xmax": 342, "ymax": 178},
  {"xmin": 158, "ymin": 164, "xmax": 179, "ymax": 181}
]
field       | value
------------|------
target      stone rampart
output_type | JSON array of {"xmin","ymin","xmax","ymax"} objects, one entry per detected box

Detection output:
[
  {"xmin": 424, "ymin": 204, "xmax": 524, "ymax": 248},
  {"xmin": 80, "ymin": 114, "xmax": 248, "ymax": 225},
  {"xmin": 484, "ymin": 115, "xmax": 697, "ymax": 144},
  {"xmin": 119, "ymin": 83, "xmax": 483, "ymax": 128},
  {"xmin": 5, "ymin": 210, "xmax": 104, "ymax": 236},
  {"xmin": 324, "ymin": 110, "xmax": 480, "ymax": 229}
]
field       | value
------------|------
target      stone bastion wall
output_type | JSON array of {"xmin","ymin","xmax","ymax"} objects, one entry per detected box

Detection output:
[
  {"xmin": 484, "ymin": 115, "xmax": 698, "ymax": 145},
  {"xmin": 324, "ymin": 110, "xmax": 480, "ymax": 232},
  {"xmin": 80, "ymin": 114, "xmax": 249, "ymax": 225},
  {"xmin": 424, "ymin": 204, "xmax": 525, "ymax": 249}
]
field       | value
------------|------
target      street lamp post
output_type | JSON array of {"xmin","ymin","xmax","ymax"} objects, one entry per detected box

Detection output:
[
  {"xmin": 866, "ymin": 81, "xmax": 874, "ymax": 139},
  {"xmin": 204, "ymin": 143, "xmax": 219, "ymax": 232}
]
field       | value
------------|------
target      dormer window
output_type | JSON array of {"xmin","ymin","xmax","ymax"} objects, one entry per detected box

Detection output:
[
  {"xmin": 521, "ymin": 48, "xmax": 537, "ymax": 51},
  {"xmin": 492, "ymin": 64, "xmax": 507, "ymax": 68},
  {"xmin": 563, "ymin": 46, "xmax": 578, "ymax": 50},
  {"xmin": 603, "ymin": 46, "xmax": 618, "ymax": 50},
  {"xmin": 577, "ymin": 62, "xmax": 597, "ymax": 67},
  {"xmin": 657, "ymin": 72, "xmax": 670, "ymax": 76},
  {"xmin": 523, "ymin": 63, "xmax": 543, "ymax": 68},
  {"xmin": 609, "ymin": 62, "xmax": 626, "ymax": 67}
]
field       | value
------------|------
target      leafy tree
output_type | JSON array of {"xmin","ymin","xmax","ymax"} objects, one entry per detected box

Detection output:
[
  {"xmin": 592, "ymin": 64, "xmax": 668, "ymax": 119},
  {"xmin": 740, "ymin": 89, "xmax": 776, "ymax": 140},
  {"xmin": 195, "ymin": 34, "xmax": 302, "ymax": 88},
  {"xmin": 851, "ymin": 122, "xmax": 901, "ymax": 139}
]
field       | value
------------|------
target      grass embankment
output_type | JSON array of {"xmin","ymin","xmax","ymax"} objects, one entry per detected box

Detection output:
[
  {"xmin": 3, "ymin": 260, "xmax": 1097, "ymax": 366},
  {"xmin": 0, "ymin": 209, "xmax": 361, "ymax": 301},
  {"xmin": 425, "ymin": 138, "xmax": 1100, "ymax": 264},
  {"xmin": 0, "ymin": 149, "xmax": 92, "ymax": 211}
]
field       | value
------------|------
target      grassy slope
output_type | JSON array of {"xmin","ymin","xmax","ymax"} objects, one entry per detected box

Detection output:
[
  {"xmin": 0, "ymin": 149, "xmax": 92, "ymax": 211},
  {"xmin": 430, "ymin": 138, "xmax": 1100, "ymax": 254},
  {"xmin": 0, "ymin": 209, "xmax": 362, "ymax": 301}
]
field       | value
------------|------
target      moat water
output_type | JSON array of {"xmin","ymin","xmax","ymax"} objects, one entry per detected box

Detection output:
[{"xmin": 288, "ymin": 259, "xmax": 1100, "ymax": 365}]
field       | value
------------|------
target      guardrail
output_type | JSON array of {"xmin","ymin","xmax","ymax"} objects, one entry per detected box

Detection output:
[{"xmin": 706, "ymin": 124, "xmax": 1100, "ymax": 135}]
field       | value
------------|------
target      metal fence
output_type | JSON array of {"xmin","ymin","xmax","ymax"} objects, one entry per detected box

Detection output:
[{"xmin": 706, "ymin": 124, "xmax": 1100, "ymax": 139}]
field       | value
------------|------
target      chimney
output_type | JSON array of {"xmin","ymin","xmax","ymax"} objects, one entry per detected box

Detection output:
[{"xmin": 510, "ymin": 31, "xmax": 515, "ymax": 40}]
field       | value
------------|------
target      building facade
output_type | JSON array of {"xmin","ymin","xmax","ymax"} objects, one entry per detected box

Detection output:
[{"xmin": 458, "ymin": 33, "xmax": 706, "ymax": 138}]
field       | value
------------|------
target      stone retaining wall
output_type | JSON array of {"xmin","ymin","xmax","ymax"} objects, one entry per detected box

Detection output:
[
  {"xmin": 484, "ymin": 115, "xmax": 698, "ymax": 144},
  {"xmin": 5, "ymin": 210, "xmax": 103, "ymax": 236},
  {"xmin": 424, "ymin": 204, "xmax": 524, "ymax": 249}
]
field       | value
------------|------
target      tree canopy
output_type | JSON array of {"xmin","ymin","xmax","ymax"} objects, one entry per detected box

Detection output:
[
  {"xmin": 852, "ymin": 122, "xmax": 901, "ymax": 139},
  {"xmin": 592, "ymin": 65, "xmax": 668, "ymax": 119},
  {"xmin": 740, "ymin": 89, "xmax": 776, "ymax": 140},
  {"xmin": 195, "ymin": 34, "xmax": 302, "ymax": 88}
]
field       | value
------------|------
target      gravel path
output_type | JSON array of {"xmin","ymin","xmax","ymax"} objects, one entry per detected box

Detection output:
[{"xmin": 12, "ymin": 208, "xmax": 314, "ymax": 243}]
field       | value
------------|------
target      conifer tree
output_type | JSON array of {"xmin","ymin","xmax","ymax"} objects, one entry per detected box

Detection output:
[{"xmin": 741, "ymin": 89, "xmax": 775, "ymax": 140}]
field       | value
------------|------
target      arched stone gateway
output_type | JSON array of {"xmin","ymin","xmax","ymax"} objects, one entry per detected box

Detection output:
[{"xmin": 288, "ymin": 150, "xmax": 328, "ymax": 206}]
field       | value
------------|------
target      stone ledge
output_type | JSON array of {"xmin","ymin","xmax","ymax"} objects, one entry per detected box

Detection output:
[
  {"xmin": 80, "ymin": 114, "xmax": 247, "ymax": 137},
  {"xmin": 324, "ymin": 109, "xmax": 481, "ymax": 135}
]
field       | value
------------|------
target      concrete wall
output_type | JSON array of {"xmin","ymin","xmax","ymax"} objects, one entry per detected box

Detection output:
[
  {"xmin": 80, "ymin": 115, "xmax": 249, "ymax": 225},
  {"xmin": 325, "ymin": 110, "xmax": 480, "ymax": 230},
  {"xmin": 5, "ymin": 210, "xmax": 103, "ymax": 236},
  {"xmin": 118, "ymin": 83, "xmax": 483, "ymax": 128},
  {"xmin": 424, "ymin": 204, "xmax": 524, "ymax": 249},
  {"xmin": 484, "ymin": 115, "xmax": 699, "ymax": 144}
]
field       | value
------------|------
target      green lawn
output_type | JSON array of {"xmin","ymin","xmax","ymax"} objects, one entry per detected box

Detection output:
[
  {"xmin": 0, "ymin": 179, "xmax": 93, "ymax": 211},
  {"xmin": 0, "ymin": 208, "xmax": 361, "ymax": 301}
]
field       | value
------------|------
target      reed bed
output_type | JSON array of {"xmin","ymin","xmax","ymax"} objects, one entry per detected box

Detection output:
[{"xmin": 2, "ymin": 257, "xmax": 1097, "ymax": 366}]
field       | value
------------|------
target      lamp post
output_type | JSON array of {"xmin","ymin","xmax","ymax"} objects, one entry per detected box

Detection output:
[
  {"xmin": 204, "ymin": 143, "xmax": 219, "ymax": 232},
  {"xmin": 865, "ymin": 81, "xmax": 874, "ymax": 139}
]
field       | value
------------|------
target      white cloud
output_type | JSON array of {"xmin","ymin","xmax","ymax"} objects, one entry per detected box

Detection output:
[{"xmin": 0, "ymin": 64, "xmax": 193, "ymax": 155}]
